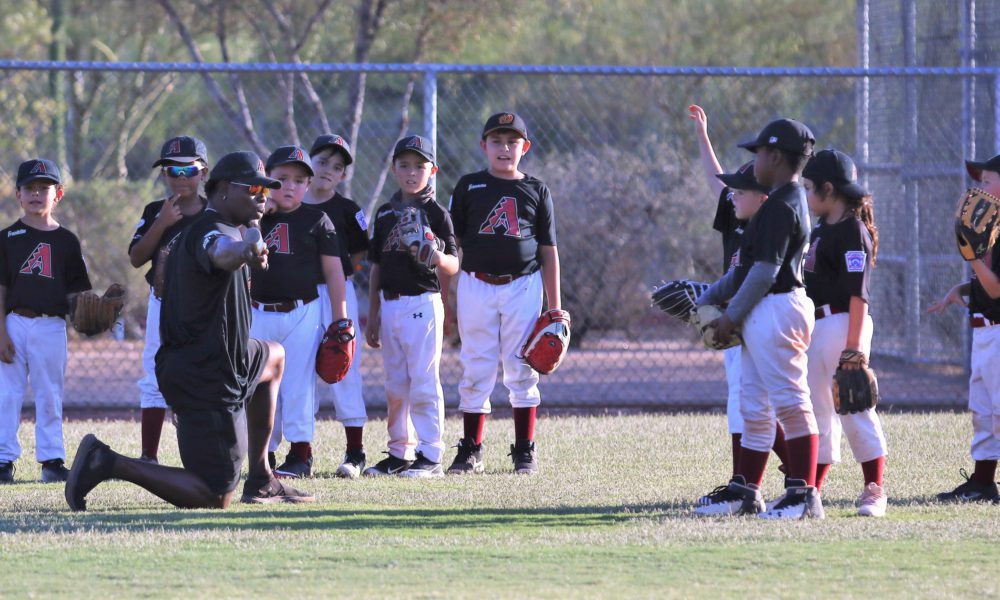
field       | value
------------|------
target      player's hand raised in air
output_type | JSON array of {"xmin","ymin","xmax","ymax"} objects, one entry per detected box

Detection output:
[
  {"xmin": 689, "ymin": 105, "xmax": 709, "ymax": 134},
  {"xmin": 156, "ymin": 195, "xmax": 183, "ymax": 228},
  {"xmin": 926, "ymin": 283, "xmax": 967, "ymax": 315},
  {"xmin": 0, "ymin": 331, "xmax": 14, "ymax": 364}
]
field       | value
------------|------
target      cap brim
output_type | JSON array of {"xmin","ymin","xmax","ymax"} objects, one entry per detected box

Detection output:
[
  {"xmin": 393, "ymin": 149, "xmax": 435, "ymax": 164},
  {"xmin": 966, "ymin": 160, "xmax": 987, "ymax": 182},
  {"xmin": 152, "ymin": 156, "xmax": 202, "ymax": 168},
  {"xmin": 17, "ymin": 174, "xmax": 60, "ymax": 186},
  {"xmin": 838, "ymin": 181, "xmax": 869, "ymax": 199},
  {"xmin": 267, "ymin": 160, "xmax": 315, "ymax": 177},
  {"xmin": 716, "ymin": 173, "xmax": 767, "ymax": 192},
  {"xmin": 310, "ymin": 143, "xmax": 354, "ymax": 165},
  {"xmin": 737, "ymin": 139, "xmax": 762, "ymax": 152}
]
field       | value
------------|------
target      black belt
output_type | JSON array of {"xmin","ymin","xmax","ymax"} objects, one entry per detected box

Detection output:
[
  {"xmin": 11, "ymin": 308, "xmax": 55, "ymax": 318},
  {"xmin": 382, "ymin": 291, "xmax": 426, "ymax": 301},
  {"xmin": 251, "ymin": 296, "xmax": 316, "ymax": 313},
  {"xmin": 814, "ymin": 304, "xmax": 847, "ymax": 320}
]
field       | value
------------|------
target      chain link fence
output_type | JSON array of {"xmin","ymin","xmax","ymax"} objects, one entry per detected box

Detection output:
[{"xmin": 0, "ymin": 58, "xmax": 993, "ymax": 411}]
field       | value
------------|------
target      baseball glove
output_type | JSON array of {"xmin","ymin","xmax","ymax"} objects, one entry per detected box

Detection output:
[
  {"xmin": 71, "ymin": 284, "xmax": 127, "ymax": 336},
  {"xmin": 518, "ymin": 309, "xmax": 571, "ymax": 375},
  {"xmin": 397, "ymin": 206, "xmax": 442, "ymax": 269},
  {"xmin": 832, "ymin": 350, "xmax": 879, "ymax": 415},
  {"xmin": 651, "ymin": 279, "xmax": 710, "ymax": 324},
  {"xmin": 692, "ymin": 304, "xmax": 742, "ymax": 350},
  {"xmin": 955, "ymin": 188, "xmax": 1000, "ymax": 261},
  {"xmin": 315, "ymin": 319, "xmax": 356, "ymax": 384}
]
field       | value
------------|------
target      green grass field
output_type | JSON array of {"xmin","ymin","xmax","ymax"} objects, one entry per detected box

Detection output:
[{"xmin": 1, "ymin": 412, "xmax": 997, "ymax": 598}]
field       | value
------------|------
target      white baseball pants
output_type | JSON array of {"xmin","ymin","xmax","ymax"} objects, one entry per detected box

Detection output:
[
  {"xmin": 315, "ymin": 281, "xmax": 367, "ymax": 427},
  {"xmin": 137, "ymin": 289, "xmax": 167, "ymax": 409},
  {"xmin": 969, "ymin": 323, "xmax": 1000, "ymax": 461}
]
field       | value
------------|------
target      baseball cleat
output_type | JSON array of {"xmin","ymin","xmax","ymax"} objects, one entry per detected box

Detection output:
[
  {"xmin": 937, "ymin": 469, "xmax": 999, "ymax": 503},
  {"xmin": 509, "ymin": 440, "xmax": 537, "ymax": 474},
  {"xmin": 400, "ymin": 452, "xmax": 444, "ymax": 478},
  {"xmin": 857, "ymin": 482, "xmax": 887, "ymax": 517},
  {"xmin": 40, "ymin": 459, "xmax": 70, "ymax": 483},
  {"xmin": 446, "ymin": 438, "xmax": 484, "ymax": 475},
  {"xmin": 335, "ymin": 448, "xmax": 366, "ymax": 479},
  {"xmin": 759, "ymin": 479, "xmax": 825, "ymax": 520},
  {"xmin": 241, "ymin": 477, "xmax": 315, "ymax": 504},
  {"xmin": 274, "ymin": 454, "xmax": 313, "ymax": 479},
  {"xmin": 65, "ymin": 434, "xmax": 117, "ymax": 512},
  {"xmin": 363, "ymin": 453, "xmax": 413, "ymax": 477},
  {"xmin": 727, "ymin": 475, "xmax": 766, "ymax": 516},
  {"xmin": 0, "ymin": 461, "xmax": 14, "ymax": 484},
  {"xmin": 694, "ymin": 477, "xmax": 746, "ymax": 516}
]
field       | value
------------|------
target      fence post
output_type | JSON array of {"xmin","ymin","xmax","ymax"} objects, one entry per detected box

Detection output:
[
  {"xmin": 423, "ymin": 68, "xmax": 438, "ymax": 201},
  {"xmin": 902, "ymin": 0, "xmax": 922, "ymax": 360}
]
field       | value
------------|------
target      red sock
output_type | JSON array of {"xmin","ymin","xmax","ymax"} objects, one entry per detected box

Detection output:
[
  {"xmin": 140, "ymin": 408, "xmax": 166, "ymax": 459},
  {"xmin": 971, "ymin": 459, "xmax": 997, "ymax": 485},
  {"xmin": 772, "ymin": 422, "xmax": 789, "ymax": 467},
  {"xmin": 815, "ymin": 463, "xmax": 832, "ymax": 491},
  {"xmin": 464, "ymin": 412, "xmax": 486, "ymax": 445},
  {"xmin": 290, "ymin": 442, "xmax": 312, "ymax": 462},
  {"xmin": 861, "ymin": 456, "xmax": 885, "ymax": 486},
  {"xmin": 784, "ymin": 434, "xmax": 819, "ymax": 487},
  {"xmin": 731, "ymin": 433, "xmax": 742, "ymax": 477},
  {"xmin": 738, "ymin": 448, "xmax": 770, "ymax": 487},
  {"xmin": 344, "ymin": 426, "xmax": 364, "ymax": 450},
  {"xmin": 513, "ymin": 407, "xmax": 536, "ymax": 442}
]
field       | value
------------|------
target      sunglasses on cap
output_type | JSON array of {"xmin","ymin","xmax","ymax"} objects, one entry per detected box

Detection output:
[
  {"xmin": 229, "ymin": 181, "xmax": 271, "ymax": 198},
  {"xmin": 163, "ymin": 165, "xmax": 203, "ymax": 178}
]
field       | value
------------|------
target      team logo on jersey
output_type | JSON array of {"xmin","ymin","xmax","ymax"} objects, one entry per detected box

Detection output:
[
  {"xmin": 263, "ymin": 223, "xmax": 291, "ymax": 254},
  {"xmin": 202, "ymin": 231, "xmax": 224, "ymax": 250},
  {"xmin": 355, "ymin": 209, "xmax": 368, "ymax": 231},
  {"xmin": 468, "ymin": 183, "xmax": 486, "ymax": 191},
  {"xmin": 383, "ymin": 222, "xmax": 406, "ymax": 253},
  {"xmin": 288, "ymin": 148, "xmax": 305, "ymax": 161},
  {"xmin": 803, "ymin": 238, "xmax": 820, "ymax": 273},
  {"xmin": 7, "ymin": 229, "xmax": 26, "ymax": 238},
  {"xmin": 19, "ymin": 243, "xmax": 53, "ymax": 278},
  {"xmin": 728, "ymin": 249, "xmax": 741, "ymax": 271},
  {"xmin": 479, "ymin": 197, "xmax": 522, "ymax": 237},
  {"xmin": 844, "ymin": 250, "xmax": 866, "ymax": 273}
]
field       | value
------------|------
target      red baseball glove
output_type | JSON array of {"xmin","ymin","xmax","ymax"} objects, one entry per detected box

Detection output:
[
  {"xmin": 316, "ymin": 319, "xmax": 355, "ymax": 384},
  {"xmin": 518, "ymin": 309, "xmax": 571, "ymax": 375}
]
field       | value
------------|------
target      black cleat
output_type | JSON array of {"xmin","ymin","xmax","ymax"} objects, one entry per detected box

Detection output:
[
  {"xmin": 0, "ymin": 461, "xmax": 14, "ymax": 484},
  {"xmin": 40, "ymin": 459, "xmax": 70, "ymax": 483},
  {"xmin": 760, "ymin": 478, "xmax": 825, "ymax": 520},
  {"xmin": 937, "ymin": 469, "xmax": 999, "ymax": 503},
  {"xmin": 65, "ymin": 434, "xmax": 117, "ymax": 511},
  {"xmin": 728, "ymin": 475, "xmax": 766, "ymax": 516},
  {"xmin": 694, "ymin": 477, "xmax": 745, "ymax": 516},
  {"xmin": 400, "ymin": 452, "xmax": 444, "ymax": 478},
  {"xmin": 446, "ymin": 438, "xmax": 484, "ymax": 475},
  {"xmin": 274, "ymin": 454, "xmax": 313, "ymax": 479},
  {"xmin": 335, "ymin": 448, "xmax": 366, "ymax": 479},
  {"xmin": 363, "ymin": 453, "xmax": 413, "ymax": 477},
  {"xmin": 241, "ymin": 477, "xmax": 315, "ymax": 504},
  {"xmin": 509, "ymin": 440, "xmax": 537, "ymax": 474}
]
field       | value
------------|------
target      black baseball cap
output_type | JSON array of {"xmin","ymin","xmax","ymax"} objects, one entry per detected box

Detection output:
[
  {"xmin": 965, "ymin": 154, "xmax": 1000, "ymax": 182},
  {"xmin": 152, "ymin": 135, "xmax": 208, "ymax": 168},
  {"xmin": 482, "ymin": 112, "xmax": 528, "ymax": 139},
  {"xmin": 208, "ymin": 151, "xmax": 281, "ymax": 189},
  {"xmin": 392, "ymin": 135, "xmax": 435, "ymax": 164},
  {"xmin": 266, "ymin": 145, "xmax": 314, "ymax": 176},
  {"xmin": 16, "ymin": 158, "xmax": 61, "ymax": 187},
  {"xmin": 309, "ymin": 134, "xmax": 354, "ymax": 166},
  {"xmin": 716, "ymin": 160, "xmax": 769, "ymax": 193},
  {"xmin": 802, "ymin": 149, "xmax": 868, "ymax": 200},
  {"xmin": 738, "ymin": 118, "xmax": 815, "ymax": 156}
]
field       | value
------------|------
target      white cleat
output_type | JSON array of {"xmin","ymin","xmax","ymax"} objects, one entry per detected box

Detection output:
[
  {"xmin": 694, "ymin": 479, "xmax": 744, "ymax": 516},
  {"xmin": 759, "ymin": 479, "xmax": 825, "ymax": 520},
  {"xmin": 857, "ymin": 482, "xmax": 887, "ymax": 517}
]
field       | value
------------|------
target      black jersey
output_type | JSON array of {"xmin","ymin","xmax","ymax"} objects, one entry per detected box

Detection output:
[
  {"xmin": 734, "ymin": 182, "xmax": 811, "ymax": 294},
  {"xmin": 0, "ymin": 220, "xmax": 91, "ymax": 316},
  {"xmin": 449, "ymin": 170, "xmax": 557, "ymax": 276},
  {"xmin": 370, "ymin": 194, "xmax": 457, "ymax": 296},
  {"xmin": 313, "ymin": 192, "xmax": 370, "ymax": 279},
  {"xmin": 129, "ymin": 197, "xmax": 207, "ymax": 286},
  {"xmin": 712, "ymin": 187, "xmax": 747, "ymax": 274},
  {"xmin": 803, "ymin": 216, "xmax": 873, "ymax": 311},
  {"xmin": 155, "ymin": 211, "xmax": 258, "ymax": 410},
  {"xmin": 969, "ymin": 242, "xmax": 1000, "ymax": 321},
  {"xmin": 250, "ymin": 205, "xmax": 340, "ymax": 303}
]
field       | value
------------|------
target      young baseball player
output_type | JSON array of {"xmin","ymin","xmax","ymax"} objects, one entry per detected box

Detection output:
[
  {"xmin": 303, "ymin": 134, "xmax": 370, "ymax": 479},
  {"xmin": 0, "ymin": 159, "xmax": 92, "ymax": 484},
  {"xmin": 697, "ymin": 118, "xmax": 822, "ymax": 519},
  {"xmin": 66, "ymin": 150, "xmax": 314, "ymax": 509},
  {"xmin": 129, "ymin": 135, "xmax": 208, "ymax": 463},
  {"xmin": 802, "ymin": 149, "xmax": 889, "ymax": 517},
  {"xmin": 443, "ymin": 112, "xmax": 561, "ymax": 475},
  {"xmin": 253, "ymin": 145, "xmax": 349, "ymax": 479},
  {"xmin": 365, "ymin": 135, "xmax": 459, "ymax": 478},
  {"xmin": 928, "ymin": 153, "xmax": 1000, "ymax": 503}
]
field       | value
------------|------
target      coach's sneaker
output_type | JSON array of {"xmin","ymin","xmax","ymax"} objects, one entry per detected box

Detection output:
[
  {"xmin": 694, "ymin": 477, "xmax": 746, "ymax": 516},
  {"xmin": 857, "ymin": 482, "xmax": 887, "ymax": 517},
  {"xmin": 0, "ymin": 461, "xmax": 14, "ymax": 483},
  {"xmin": 937, "ymin": 469, "xmax": 999, "ymax": 503},
  {"xmin": 65, "ymin": 434, "xmax": 117, "ymax": 511},
  {"xmin": 41, "ymin": 459, "xmax": 70, "ymax": 483},
  {"xmin": 728, "ymin": 476, "xmax": 766, "ymax": 516},
  {"xmin": 446, "ymin": 438, "xmax": 485, "ymax": 475},
  {"xmin": 759, "ymin": 479, "xmax": 825, "ymax": 520},
  {"xmin": 274, "ymin": 454, "xmax": 312, "ymax": 479},
  {"xmin": 400, "ymin": 452, "xmax": 444, "ymax": 479},
  {"xmin": 335, "ymin": 448, "xmax": 366, "ymax": 479},
  {"xmin": 509, "ymin": 440, "xmax": 537, "ymax": 474},
  {"xmin": 241, "ymin": 476, "xmax": 316, "ymax": 504},
  {"xmin": 363, "ymin": 453, "xmax": 413, "ymax": 477}
]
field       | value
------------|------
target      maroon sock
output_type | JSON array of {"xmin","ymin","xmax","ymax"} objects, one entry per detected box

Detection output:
[
  {"xmin": 344, "ymin": 426, "xmax": 364, "ymax": 450},
  {"xmin": 784, "ymin": 434, "xmax": 819, "ymax": 487},
  {"xmin": 861, "ymin": 456, "xmax": 885, "ymax": 487},
  {"xmin": 140, "ymin": 408, "xmax": 166, "ymax": 459},
  {"xmin": 971, "ymin": 459, "xmax": 997, "ymax": 485},
  {"xmin": 464, "ymin": 412, "xmax": 486, "ymax": 445},
  {"xmin": 738, "ymin": 448, "xmax": 770, "ymax": 487},
  {"xmin": 290, "ymin": 442, "xmax": 312, "ymax": 462},
  {"xmin": 512, "ymin": 407, "xmax": 537, "ymax": 442},
  {"xmin": 731, "ymin": 433, "xmax": 742, "ymax": 477},
  {"xmin": 815, "ymin": 463, "xmax": 832, "ymax": 491},
  {"xmin": 772, "ymin": 422, "xmax": 790, "ymax": 467}
]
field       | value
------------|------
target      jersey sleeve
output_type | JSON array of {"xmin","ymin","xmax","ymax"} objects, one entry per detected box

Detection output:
[
  {"xmin": 65, "ymin": 234, "xmax": 93, "ymax": 294},
  {"xmin": 191, "ymin": 225, "xmax": 226, "ymax": 274},
  {"xmin": 839, "ymin": 219, "xmax": 873, "ymax": 303},
  {"xmin": 748, "ymin": 201, "xmax": 794, "ymax": 266},
  {"xmin": 128, "ymin": 201, "xmax": 163, "ymax": 252},
  {"xmin": 344, "ymin": 200, "xmax": 371, "ymax": 254},
  {"xmin": 712, "ymin": 188, "xmax": 734, "ymax": 235},
  {"xmin": 448, "ymin": 181, "xmax": 466, "ymax": 239},
  {"xmin": 314, "ymin": 213, "xmax": 341, "ymax": 257},
  {"xmin": 432, "ymin": 204, "xmax": 459, "ymax": 256},
  {"xmin": 535, "ymin": 183, "xmax": 557, "ymax": 246},
  {"xmin": 0, "ymin": 235, "xmax": 9, "ymax": 287}
]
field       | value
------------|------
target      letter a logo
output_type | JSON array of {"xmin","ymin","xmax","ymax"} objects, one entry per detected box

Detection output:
[
  {"xmin": 263, "ymin": 223, "xmax": 291, "ymax": 254},
  {"xmin": 478, "ymin": 197, "xmax": 521, "ymax": 238},
  {"xmin": 19, "ymin": 243, "xmax": 53, "ymax": 278}
]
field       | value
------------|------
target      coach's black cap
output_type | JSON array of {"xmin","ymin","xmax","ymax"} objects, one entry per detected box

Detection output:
[
  {"xmin": 738, "ymin": 118, "xmax": 815, "ymax": 156},
  {"xmin": 309, "ymin": 134, "xmax": 354, "ymax": 166},
  {"xmin": 716, "ymin": 160, "xmax": 769, "ymax": 193},
  {"xmin": 482, "ymin": 112, "xmax": 528, "ymax": 139},
  {"xmin": 209, "ymin": 151, "xmax": 281, "ymax": 189},
  {"xmin": 802, "ymin": 149, "xmax": 868, "ymax": 200},
  {"xmin": 16, "ymin": 158, "xmax": 61, "ymax": 187},
  {"xmin": 152, "ymin": 135, "xmax": 208, "ymax": 168},
  {"xmin": 266, "ymin": 145, "xmax": 314, "ymax": 176},
  {"xmin": 392, "ymin": 135, "xmax": 435, "ymax": 164},
  {"xmin": 965, "ymin": 154, "xmax": 1000, "ymax": 182}
]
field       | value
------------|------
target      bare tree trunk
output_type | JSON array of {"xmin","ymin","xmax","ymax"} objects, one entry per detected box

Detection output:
[{"xmin": 365, "ymin": 75, "xmax": 416, "ymax": 221}]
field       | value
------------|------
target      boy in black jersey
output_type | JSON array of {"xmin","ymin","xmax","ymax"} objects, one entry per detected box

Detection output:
[
  {"xmin": 0, "ymin": 159, "xmax": 91, "ymax": 484},
  {"xmin": 65, "ymin": 151, "xmax": 314, "ymax": 510}
]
